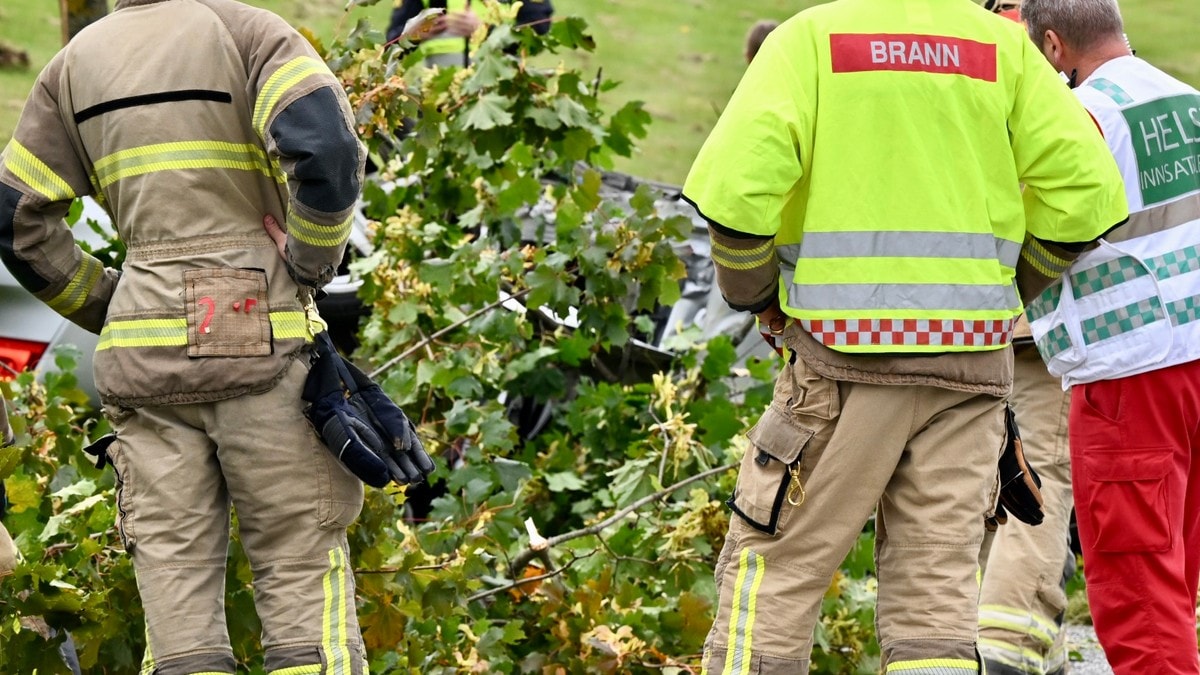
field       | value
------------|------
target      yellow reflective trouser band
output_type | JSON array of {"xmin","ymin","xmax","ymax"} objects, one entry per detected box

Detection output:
[
  {"xmin": 886, "ymin": 658, "xmax": 977, "ymax": 673},
  {"xmin": 1020, "ymin": 237, "xmax": 1073, "ymax": 279},
  {"xmin": 140, "ymin": 625, "xmax": 155, "ymax": 675},
  {"xmin": 269, "ymin": 667, "xmax": 323, "ymax": 675},
  {"xmin": 1, "ymin": 140, "xmax": 77, "ymax": 201},
  {"xmin": 978, "ymin": 605, "xmax": 1058, "ymax": 647},
  {"xmin": 418, "ymin": 37, "xmax": 468, "ymax": 57},
  {"xmin": 288, "ymin": 211, "xmax": 352, "ymax": 248},
  {"xmin": 254, "ymin": 57, "xmax": 331, "ymax": 137},
  {"xmin": 722, "ymin": 548, "xmax": 765, "ymax": 675},
  {"xmin": 97, "ymin": 312, "xmax": 310, "ymax": 350},
  {"xmin": 46, "ymin": 254, "xmax": 104, "ymax": 315},
  {"xmin": 93, "ymin": 141, "xmax": 283, "ymax": 189},
  {"xmin": 711, "ymin": 239, "xmax": 775, "ymax": 271},
  {"xmin": 322, "ymin": 546, "xmax": 353, "ymax": 673},
  {"xmin": 978, "ymin": 638, "xmax": 1049, "ymax": 675}
]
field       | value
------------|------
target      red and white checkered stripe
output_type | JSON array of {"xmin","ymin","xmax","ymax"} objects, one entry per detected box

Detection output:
[{"xmin": 800, "ymin": 318, "xmax": 1017, "ymax": 348}]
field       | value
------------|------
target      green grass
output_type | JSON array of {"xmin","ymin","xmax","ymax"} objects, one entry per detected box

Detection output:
[{"xmin": 2, "ymin": 0, "xmax": 1199, "ymax": 184}]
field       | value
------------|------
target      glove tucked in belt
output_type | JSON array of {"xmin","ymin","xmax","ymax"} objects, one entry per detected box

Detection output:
[
  {"xmin": 989, "ymin": 404, "xmax": 1045, "ymax": 528},
  {"xmin": 303, "ymin": 332, "xmax": 435, "ymax": 488}
]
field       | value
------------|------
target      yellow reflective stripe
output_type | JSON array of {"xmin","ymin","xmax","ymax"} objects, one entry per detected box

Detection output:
[
  {"xmin": 711, "ymin": 239, "xmax": 776, "ymax": 271},
  {"xmin": 978, "ymin": 605, "xmax": 1057, "ymax": 647},
  {"xmin": 97, "ymin": 312, "xmax": 311, "ymax": 351},
  {"xmin": 977, "ymin": 637, "xmax": 1046, "ymax": 674},
  {"xmin": 140, "ymin": 625, "xmax": 156, "ymax": 675},
  {"xmin": 722, "ymin": 548, "xmax": 765, "ymax": 675},
  {"xmin": 269, "ymin": 666, "xmax": 322, "ymax": 675},
  {"xmin": 46, "ymin": 254, "xmax": 104, "ymax": 315},
  {"xmin": 287, "ymin": 211, "xmax": 352, "ymax": 248},
  {"xmin": 886, "ymin": 658, "xmax": 977, "ymax": 673},
  {"xmin": 323, "ymin": 546, "xmax": 351, "ymax": 674},
  {"xmin": 98, "ymin": 318, "xmax": 188, "ymax": 350},
  {"xmin": 93, "ymin": 141, "xmax": 279, "ymax": 189},
  {"xmin": 712, "ymin": 239, "xmax": 772, "ymax": 259},
  {"xmin": 254, "ymin": 57, "xmax": 330, "ymax": 137},
  {"xmin": 2, "ymin": 140, "xmax": 76, "ymax": 201},
  {"xmin": 271, "ymin": 311, "xmax": 312, "ymax": 340}
]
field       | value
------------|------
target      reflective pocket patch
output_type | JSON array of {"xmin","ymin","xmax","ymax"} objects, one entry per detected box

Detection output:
[{"xmin": 184, "ymin": 268, "xmax": 272, "ymax": 358}]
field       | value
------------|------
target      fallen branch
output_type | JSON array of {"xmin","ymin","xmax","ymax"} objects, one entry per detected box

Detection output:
[
  {"xmin": 467, "ymin": 549, "xmax": 594, "ymax": 603},
  {"xmin": 508, "ymin": 462, "xmax": 735, "ymax": 574}
]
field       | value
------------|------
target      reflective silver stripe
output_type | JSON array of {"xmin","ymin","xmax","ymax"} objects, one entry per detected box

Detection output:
[
  {"xmin": 797, "ymin": 230, "xmax": 1020, "ymax": 263},
  {"xmin": 789, "ymin": 282, "xmax": 1018, "ymax": 312},
  {"xmin": 777, "ymin": 244, "xmax": 801, "ymax": 267}
]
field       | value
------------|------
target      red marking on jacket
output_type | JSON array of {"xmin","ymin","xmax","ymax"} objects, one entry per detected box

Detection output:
[
  {"xmin": 830, "ymin": 33, "xmax": 997, "ymax": 82},
  {"xmin": 197, "ymin": 297, "xmax": 216, "ymax": 334}
]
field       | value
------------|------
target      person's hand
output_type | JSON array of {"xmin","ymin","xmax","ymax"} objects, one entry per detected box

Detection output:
[
  {"xmin": 403, "ymin": 13, "xmax": 446, "ymax": 41},
  {"xmin": 442, "ymin": 10, "xmax": 481, "ymax": 38},
  {"xmin": 754, "ymin": 300, "xmax": 789, "ymax": 358},
  {"xmin": 263, "ymin": 214, "xmax": 287, "ymax": 261}
]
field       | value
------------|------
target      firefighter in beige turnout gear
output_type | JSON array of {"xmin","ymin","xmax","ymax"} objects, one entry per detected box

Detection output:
[
  {"xmin": 682, "ymin": 0, "xmax": 1128, "ymax": 671},
  {"xmin": 0, "ymin": 0, "xmax": 368, "ymax": 672},
  {"xmin": 978, "ymin": 321, "xmax": 1075, "ymax": 675}
]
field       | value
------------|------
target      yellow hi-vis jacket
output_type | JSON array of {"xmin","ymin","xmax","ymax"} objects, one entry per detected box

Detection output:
[
  {"xmin": 683, "ymin": 0, "xmax": 1128, "ymax": 354},
  {"xmin": 416, "ymin": 0, "xmax": 484, "ymax": 60}
]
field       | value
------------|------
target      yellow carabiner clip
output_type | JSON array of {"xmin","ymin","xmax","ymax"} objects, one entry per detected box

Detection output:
[{"xmin": 786, "ymin": 463, "xmax": 806, "ymax": 507}]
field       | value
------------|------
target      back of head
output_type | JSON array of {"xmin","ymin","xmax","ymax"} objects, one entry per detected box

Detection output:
[
  {"xmin": 744, "ymin": 20, "xmax": 779, "ymax": 64},
  {"xmin": 1020, "ymin": 0, "xmax": 1125, "ymax": 52}
]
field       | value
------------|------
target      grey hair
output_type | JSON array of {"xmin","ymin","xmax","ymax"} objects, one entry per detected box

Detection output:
[{"xmin": 1021, "ymin": 0, "xmax": 1126, "ymax": 50}]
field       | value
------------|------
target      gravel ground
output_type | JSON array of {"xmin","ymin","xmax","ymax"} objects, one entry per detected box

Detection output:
[{"xmin": 1066, "ymin": 624, "xmax": 1113, "ymax": 674}]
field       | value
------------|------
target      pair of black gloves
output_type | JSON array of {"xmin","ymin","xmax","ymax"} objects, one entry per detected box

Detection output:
[{"xmin": 988, "ymin": 405, "xmax": 1045, "ymax": 529}]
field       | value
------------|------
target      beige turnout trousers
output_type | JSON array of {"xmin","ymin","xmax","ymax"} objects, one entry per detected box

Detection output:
[
  {"xmin": 978, "ymin": 347, "xmax": 1074, "ymax": 674},
  {"xmin": 702, "ymin": 353, "xmax": 1004, "ymax": 674},
  {"xmin": 104, "ymin": 358, "xmax": 367, "ymax": 675}
]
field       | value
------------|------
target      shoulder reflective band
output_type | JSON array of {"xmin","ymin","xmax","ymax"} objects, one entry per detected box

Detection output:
[
  {"xmin": 830, "ymin": 33, "xmax": 998, "ymax": 83},
  {"xmin": 801, "ymin": 317, "xmax": 1017, "ymax": 349},
  {"xmin": 253, "ymin": 57, "xmax": 331, "ymax": 138},
  {"xmin": 96, "ymin": 312, "xmax": 310, "ymax": 350},
  {"xmin": 93, "ymin": 141, "xmax": 283, "ymax": 189},
  {"xmin": 1, "ymin": 140, "xmax": 76, "ymax": 201}
]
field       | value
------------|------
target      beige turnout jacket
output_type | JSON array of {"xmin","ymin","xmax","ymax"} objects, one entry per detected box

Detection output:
[{"xmin": 0, "ymin": 0, "xmax": 365, "ymax": 406}]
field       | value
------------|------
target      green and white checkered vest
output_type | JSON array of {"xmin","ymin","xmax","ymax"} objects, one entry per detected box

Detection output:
[{"xmin": 1027, "ymin": 56, "xmax": 1200, "ymax": 387}]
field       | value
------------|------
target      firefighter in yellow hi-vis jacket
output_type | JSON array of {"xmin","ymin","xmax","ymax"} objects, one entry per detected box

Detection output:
[
  {"xmin": 682, "ymin": 0, "xmax": 1128, "ymax": 671},
  {"xmin": 0, "ymin": 1, "xmax": 368, "ymax": 672}
]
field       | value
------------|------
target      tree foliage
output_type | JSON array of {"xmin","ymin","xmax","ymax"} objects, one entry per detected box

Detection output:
[{"xmin": 0, "ymin": 4, "xmax": 883, "ymax": 673}]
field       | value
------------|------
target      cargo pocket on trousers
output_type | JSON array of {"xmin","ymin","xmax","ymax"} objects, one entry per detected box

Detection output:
[
  {"xmin": 312, "ymin": 425, "xmax": 366, "ymax": 530},
  {"xmin": 184, "ymin": 268, "xmax": 272, "ymax": 358},
  {"xmin": 105, "ymin": 436, "xmax": 136, "ymax": 552},
  {"xmin": 728, "ymin": 406, "xmax": 813, "ymax": 536},
  {"xmin": 1082, "ymin": 449, "xmax": 1172, "ymax": 552}
]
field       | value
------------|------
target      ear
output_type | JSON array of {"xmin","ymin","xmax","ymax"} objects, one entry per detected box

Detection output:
[{"xmin": 1042, "ymin": 29, "xmax": 1066, "ymax": 66}]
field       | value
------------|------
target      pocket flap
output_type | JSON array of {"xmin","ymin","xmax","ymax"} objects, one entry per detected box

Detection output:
[
  {"xmin": 1085, "ymin": 450, "xmax": 1171, "ymax": 482},
  {"xmin": 745, "ymin": 404, "xmax": 813, "ymax": 465}
]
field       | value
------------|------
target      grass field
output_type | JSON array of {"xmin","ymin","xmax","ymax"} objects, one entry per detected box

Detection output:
[{"xmin": 2, "ymin": 0, "xmax": 1199, "ymax": 184}]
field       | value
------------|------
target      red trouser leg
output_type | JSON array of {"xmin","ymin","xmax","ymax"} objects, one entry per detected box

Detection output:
[{"xmin": 1069, "ymin": 359, "xmax": 1200, "ymax": 675}]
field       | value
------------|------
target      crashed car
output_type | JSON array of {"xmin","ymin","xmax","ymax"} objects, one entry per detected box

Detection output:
[{"xmin": 0, "ymin": 172, "xmax": 770, "ymax": 403}]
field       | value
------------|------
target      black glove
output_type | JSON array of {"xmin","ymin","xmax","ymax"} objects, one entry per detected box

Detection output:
[
  {"xmin": 303, "ymin": 332, "xmax": 435, "ymax": 488},
  {"xmin": 990, "ymin": 405, "xmax": 1044, "ymax": 527},
  {"xmin": 83, "ymin": 434, "xmax": 117, "ymax": 470}
]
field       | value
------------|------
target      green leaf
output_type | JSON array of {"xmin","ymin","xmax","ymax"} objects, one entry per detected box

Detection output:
[
  {"xmin": 544, "ymin": 471, "xmax": 586, "ymax": 493},
  {"xmin": 491, "ymin": 458, "xmax": 532, "ymax": 492},
  {"xmin": 460, "ymin": 93, "xmax": 515, "ymax": 131},
  {"xmin": 607, "ymin": 457, "xmax": 656, "ymax": 507}
]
